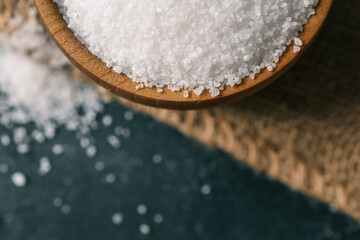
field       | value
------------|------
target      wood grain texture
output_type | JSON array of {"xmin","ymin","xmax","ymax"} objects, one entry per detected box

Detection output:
[{"xmin": 34, "ymin": 0, "xmax": 332, "ymax": 109}]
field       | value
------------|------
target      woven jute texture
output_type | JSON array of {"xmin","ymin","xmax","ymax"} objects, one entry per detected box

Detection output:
[{"xmin": 1, "ymin": 0, "xmax": 360, "ymax": 220}]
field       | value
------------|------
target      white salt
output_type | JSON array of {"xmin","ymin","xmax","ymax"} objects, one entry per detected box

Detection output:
[
  {"xmin": 137, "ymin": 204, "xmax": 148, "ymax": 215},
  {"xmin": 183, "ymin": 91, "xmax": 189, "ymax": 98},
  {"xmin": 105, "ymin": 173, "xmax": 116, "ymax": 183},
  {"xmin": 152, "ymin": 154, "xmax": 163, "ymax": 165},
  {"xmin": 53, "ymin": 197, "xmax": 63, "ymax": 207},
  {"xmin": 124, "ymin": 111, "xmax": 134, "ymax": 121},
  {"xmin": 52, "ymin": 144, "xmax": 64, "ymax": 155},
  {"xmin": 0, "ymin": 164, "xmax": 9, "ymax": 174},
  {"xmin": 94, "ymin": 161, "xmax": 105, "ymax": 171},
  {"xmin": 102, "ymin": 115, "xmax": 113, "ymax": 127},
  {"xmin": 154, "ymin": 214, "xmax": 164, "ymax": 224},
  {"xmin": 86, "ymin": 146, "xmax": 97, "ymax": 158},
  {"xmin": 61, "ymin": 204, "xmax": 71, "ymax": 214},
  {"xmin": 112, "ymin": 212, "xmax": 124, "ymax": 225},
  {"xmin": 294, "ymin": 46, "xmax": 301, "ymax": 53},
  {"xmin": 107, "ymin": 135, "xmax": 121, "ymax": 149},
  {"xmin": 139, "ymin": 224, "xmax": 151, "ymax": 235},
  {"xmin": 1, "ymin": 134, "xmax": 11, "ymax": 146},
  {"xmin": 294, "ymin": 37, "xmax": 303, "ymax": 46},
  {"xmin": 11, "ymin": 172, "xmax": 27, "ymax": 187},
  {"xmin": 55, "ymin": 0, "xmax": 318, "ymax": 96},
  {"xmin": 17, "ymin": 143, "xmax": 29, "ymax": 154},
  {"xmin": 200, "ymin": 185, "xmax": 212, "ymax": 195},
  {"xmin": 38, "ymin": 157, "xmax": 52, "ymax": 176}
]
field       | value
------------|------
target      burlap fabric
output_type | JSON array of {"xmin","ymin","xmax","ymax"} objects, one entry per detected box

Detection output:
[{"xmin": 1, "ymin": 0, "xmax": 359, "ymax": 220}]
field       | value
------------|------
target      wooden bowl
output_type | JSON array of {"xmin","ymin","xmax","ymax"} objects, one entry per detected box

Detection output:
[{"xmin": 34, "ymin": 0, "xmax": 332, "ymax": 109}]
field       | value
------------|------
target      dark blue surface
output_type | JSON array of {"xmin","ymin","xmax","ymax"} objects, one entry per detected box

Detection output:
[{"xmin": 0, "ymin": 102, "xmax": 359, "ymax": 240}]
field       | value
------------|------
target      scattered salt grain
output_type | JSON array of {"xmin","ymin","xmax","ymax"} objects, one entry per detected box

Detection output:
[
  {"xmin": 94, "ymin": 161, "xmax": 105, "ymax": 171},
  {"xmin": 0, "ymin": 164, "xmax": 9, "ymax": 174},
  {"xmin": 52, "ymin": 144, "xmax": 64, "ymax": 155},
  {"xmin": 294, "ymin": 46, "xmax": 301, "ymax": 53},
  {"xmin": 124, "ymin": 111, "xmax": 134, "ymax": 121},
  {"xmin": 105, "ymin": 173, "xmax": 116, "ymax": 183},
  {"xmin": 183, "ymin": 91, "xmax": 189, "ymax": 98},
  {"xmin": 107, "ymin": 135, "xmax": 121, "ymax": 149},
  {"xmin": 139, "ymin": 224, "xmax": 151, "ymax": 235},
  {"xmin": 157, "ymin": 88, "xmax": 164, "ymax": 93},
  {"xmin": 1, "ymin": 134, "xmax": 11, "ymax": 146},
  {"xmin": 31, "ymin": 130, "xmax": 45, "ymax": 143},
  {"xmin": 137, "ymin": 204, "xmax": 148, "ymax": 215},
  {"xmin": 55, "ymin": 0, "xmax": 318, "ymax": 96},
  {"xmin": 53, "ymin": 197, "xmax": 63, "ymax": 207},
  {"xmin": 11, "ymin": 172, "xmax": 27, "ymax": 187},
  {"xmin": 154, "ymin": 214, "xmax": 164, "ymax": 224},
  {"xmin": 86, "ymin": 145, "xmax": 97, "ymax": 158},
  {"xmin": 152, "ymin": 154, "xmax": 163, "ymax": 165},
  {"xmin": 200, "ymin": 184, "xmax": 212, "ymax": 195},
  {"xmin": 16, "ymin": 143, "xmax": 29, "ymax": 154},
  {"xmin": 38, "ymin": 157, "xmax": 52, "ymax": 176},
  {"xmin": 61, "ymin": 204, "xmax": 71, "ymax": 214},
  {"xmin": 112, "ymin": 212, "xmax": 124, "ymax": 225},
  {"xmin": 294, "ymin": 37, "xmax": 303, "ymax": 46},
  {"xmin": 102, "ymin": 115, "xmax": 113, "ymax": 127},
  {"xmin": 13, "ymin": 127, "xmax": 27, "ymax": 144},
  {"xmin": 80, "ymin": 138, "xmax": 91, "ymax": 148}
]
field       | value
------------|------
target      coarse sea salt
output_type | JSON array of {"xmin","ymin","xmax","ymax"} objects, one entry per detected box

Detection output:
[{"xmin": 55, "ymin": 0, "xmax": 318, "ymax": 97}]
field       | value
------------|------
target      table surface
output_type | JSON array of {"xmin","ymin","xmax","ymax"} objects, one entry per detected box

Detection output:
[{"xmin": 0, "ymin": 101, "xmax": 359, "ymax": 240}]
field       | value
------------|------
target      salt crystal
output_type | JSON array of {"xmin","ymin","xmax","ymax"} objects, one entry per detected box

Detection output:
[
  {"xmin": 0, "ymin": 164, "xmax": 9, "ymax": 174},
  {"xmin": 139, "ymin": 224, "xmax": 151, "ymax": 235},
  {"xmin": 94, "ymin": 161, "xmax": 105, "ymax": 171},
  {"xmin": 52, "ymin": 144, "xmax": 64, "ymax": 155},
  {"xmin": 154, "ymin": 214, "xmax": 164, "ymax": 224},
  {"xmin": 200, "ymin": 184, "xmax": 212, "ymax": 195},
  {"xmin": 137, "ymin": 204, "xmax": 148, "ymax": 215},
  {"xmin": 17, "ymin": 143, "xmax": 29, "ymax": 154},
  {"xmin": 107, "ymin": 135, "xmax": 121, "ymax": 149},
  {"xmin": 294, "ymin": 37, "xmax": 303, "ymax": 46},
  {"xmin": 183, "ymin": 90, "xmax": 189, "ymax": 98},
  {"xmin": 11, "ymin": 172, "xmax": 27, "ymax": 187},
  {"xmin": 61, "ymin": 204, "xmax": 71, "ymax": 214},
  {"xmin": 157, "ymin": 88, "xmax": 164, "ymax": 93},
  {"xmin": 86, "ymin": 145, "xmax": 97, "ymax": 158},
  {"xmin": 152, "ymin": 154, "xmax": 163, "ymax": 164},
  {"xmin": 102, "ymin": 115, "xmax": 113, "ymax": 127},
  {"xmin": 124, "ymin": 111, "xmax": 134, "ymax": 121},
  {"xmin": 38, "ymin": 157, "xmax": 52, "ymax": 176},
  {"xmin": 1, "ymin": 134, "xmax": 11, "ymax": 146},
  {"xmin": 112, "ymin": 212, "xmax": 124, "ymax": 225},
  {"xmin": 294, "ymin": 46, "xmax": 301, "ymax": 53},
  {"xmin": 56, "ymin": 0, "xmax": 317, "ymax": 97},
  {"xmin": 105, "ymin": 173, "xmax": 116, "ymax": 183},
  {"xmin": 53, "ymin": 197, "xmax": 63, "ymax": 207}
]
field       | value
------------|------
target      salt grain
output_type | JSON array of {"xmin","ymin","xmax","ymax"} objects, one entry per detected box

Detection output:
[
  {"xmin": 139, "ymin": 224, "xmax": 151, "ymax": 235},
  {"xmin": 102, "ymin": 115, "xmax": 113, "ymax": 127},
  {"xmin": 105, "ymin": 173, "xmax": 116, "ymax": 183},
  {"xmin": 0, "ymin": 164, "xmax": 9, "ymax": 174},
  {"xmin": 294, "ymin": 37, "xmax": 303, "ymax": 46},
  {"xmin": 107, "ymin": 135, "xmax": 121, "ymax": 149},
  {"xmin": 1, "ymin": 134, "xmax": 11, "ymax": 146},
  {"xmin": 200, "ymin": 184, "xmax": 212, "ymax": 195},
  {"xmin": 38, "ymin": 157, "xmax": 52, "ymax": 176},
  {"xmin": 154, "ymin": 214, "xmax": 164, "ymax": 224},
  {"xmin": 137, "ymin": 204, "xmax": 148, "ymax": 215},
  {"xmin": 152, "ymin": 154, "xmax": 163, "ymax": 164},
  {"xmin": 55, "ymin": 0, "xmax": 318, "ymax": 96},
  {"xmin": 61, "ymin": 204, "xmax": 71, "ymax": 214},
  {"xmin": 94, "ymin": 161, "xmax": 105, "ymax": 171},
  {"xmin": 124, "ymin": 111, "xmax": 134, "ymax": 121},
  {"xmin": 86, "ymin": 145, "xmax": 97, "ymax": 158},
  {"xmin": 11, "ymin": 172, "xmax": 27, "ymax": 187},
  {"xmin": 112, "ymin": 212, "xmax": 124, "ymax": 225},
  {"xmin": 53, "ymin": 197, "xmax": 63, "ymax": 207},
  {"xmin": 52, "ymin": 144, "xmax": 64, "ymax": 155},
  {"xmin": 17, "ymin": 143, "xmax": 29, "ymax": 154},
  {"xmin": 294, "ymin": 46, "xmax": 301, "ymax": 53}
]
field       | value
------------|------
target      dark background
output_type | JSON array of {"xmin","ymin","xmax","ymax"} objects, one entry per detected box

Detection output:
[{"xmin": 0, "ymin": 102, "xmax": 359, "ymax": 240}]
